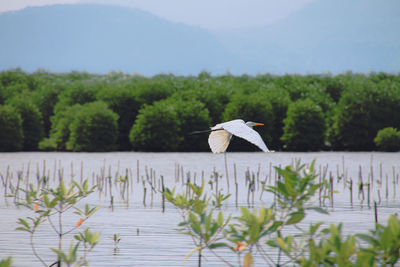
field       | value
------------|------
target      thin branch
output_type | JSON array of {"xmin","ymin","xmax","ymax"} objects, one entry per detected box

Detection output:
[
  {"xmin": 207, "ymin": 248, "xmax": 235, "ymax": 267},
  {"xmin": 256, "ymin": 243, "xmax": 276, "ymax": 265},
  {"xmin": 30, "ymin": 226, "xmax": 48, "ymax": 266},
  {"xmin": 47, "ymin": 216, "xmax": 60, "ymax": 235}
]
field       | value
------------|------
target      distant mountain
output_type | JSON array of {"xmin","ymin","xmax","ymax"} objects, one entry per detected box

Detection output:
[
  {"xmin": 0, "ymin": 1, "xmax": 399, "ymax": 75},
  {"xmin": 213, "ymin": 0, "xmax": 400, "ymax": 74},
  {"xmin": 0, "ymin": 4, "xmax": 237, "ymax": 75}
]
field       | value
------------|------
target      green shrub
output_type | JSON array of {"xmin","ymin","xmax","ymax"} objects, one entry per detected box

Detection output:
[
  {"xmin": 97, "ymin": 85, "xmax": 140, "ymax": 150},
  {"xmin": 171, "ymin": 83, "xmax": 230, "ymax": 126},
  {"xmin": 259, "ymin": 86, "xmax": 291, "ymax": 150},
  {"xmin": 281, "ymin": 99, "xmax": 326, "ymax": 151},
  {"xmin": 132, "ymin": 78, "xmax": 175, "ymax": 106},
  {"xmin": 66, "ymin": 102, "xmax": 119, "ymax": 152},
  {"xmin": 31, "ymin": 83, "xmax": 64, "ymax": 137},
  {"xmin": 0, "ymin": 105, "xmax": 23, "ymax": 151},
  {"xmin": 173, "ymin": 99, "xmax": 211, "ymax": 151},
  {"xmin": 129, "ymin": 100, "xmax": 182, "ymax": 151},
  {"xmin": 7, "ymin": 96, "xmax": 44, "ymax": 151},
  {"xmin": 53, "ymin": 81, "xmax": 99, "ymax": 114},
  {"xmin": 0, "ymin": 69, "xmax": 29, "ymax": 88},
  {"xmin": 44, "ymin": 104, "xmax": 83, "ymax": 151},
  {"xmin": 374, "ymin": 127, "xmax": 400, "ymax": 152},
  {"xmin": 329, "ymin": 79, "xmax": 400, "ymax": 150}
]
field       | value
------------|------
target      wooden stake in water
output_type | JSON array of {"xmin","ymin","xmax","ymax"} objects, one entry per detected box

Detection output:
[
  {"xmin": 181, "ymin": 166, "xmax": 184, "ymax": 185},
  {"xmin": 268, "ymin": 162, "xmax": 272, "ymax": 184},
  {"xmin": 53, "ymin": 160, "xmax": 56, "ymax": 182},
  {"xmin": 377, "ymin": 188, "xmax": 381, "ymax": 204},
  {"xmin": 349, "ymin": 179, "xmax": 353, "ymax": 207},
  {"xmin": 386, "ymin": 174, "xmax": 389, "ymax": 201},
  {"xmin": 318, "ymin": 166, "xmax": 322, "ymax": 207},
  {"xmin": 26, "ymin": 161, "xmax": 31, "ymax": 192},
  {"xmin": 224, "ymin": 152, "xmax": 230, "ymax": 193},
  {"xmin": 111, "ymin": 196, "xmax": 114, "ymax": 211},
  {"xmin": 161, "ymin": 176, "xmax": 165, "ymax": 213},
  {"xmin": 143, "ymin": 179, "xmax": 147, "ymax": 207},
  {"xmin": 14, "ymin": 171, "xmax": 23, "ymax": 204},
  {"xmin": 129, "ymin": 168, "xmax": 133, "ymax": 193},
  {"xmin": 260, "ymin": 174, "xmax": 269, "ymax": 200},
  {"xmin": 370, "ymin": 155, "xmax": 374, "ymax": 190},
  {"xmin": 108, "ymin": 177, "xmax": 113, "ymax": 205},
  {"xmin": 359, "ymin": 182, "xmax": 365, "ymax": 204},
  {"xmin": 374, "ymin": 201, "xmax": 378, "ymax": 224},
  {"xmin": 234, "ymin": 163, "xmax": 238, "ymax": 208},
  {"xmin": 43, "ymin": 160, "xmax": 46, "ymax": 183}
]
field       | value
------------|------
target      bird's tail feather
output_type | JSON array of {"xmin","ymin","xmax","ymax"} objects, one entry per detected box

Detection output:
[{"xmin": 189, "ymin": 129, "xmax": 212, "ymax": 135}]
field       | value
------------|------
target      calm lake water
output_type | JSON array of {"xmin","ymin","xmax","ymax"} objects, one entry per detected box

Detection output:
[{"xmin": 1, "ymin": 152, "xmax": 400, "ymax": 266}]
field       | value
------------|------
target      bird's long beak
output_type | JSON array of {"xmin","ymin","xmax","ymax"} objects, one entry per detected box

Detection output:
[{"xmin": 253, "ymin": 122, "xmax": 264, "ymax": 126}]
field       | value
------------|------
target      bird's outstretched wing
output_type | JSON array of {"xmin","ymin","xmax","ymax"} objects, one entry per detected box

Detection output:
[
  {"xmin": 222, "ymin": 120, "xmax": 269, "ymax": 152},
  {"xmin": 208, "ymin": 130, "xmax": 232, "ymax": 154}
]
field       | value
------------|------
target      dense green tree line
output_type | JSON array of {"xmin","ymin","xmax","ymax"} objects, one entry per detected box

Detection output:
[{"xmin": 0, "ymin": 69, "xmax": 400, "ymax": 152}]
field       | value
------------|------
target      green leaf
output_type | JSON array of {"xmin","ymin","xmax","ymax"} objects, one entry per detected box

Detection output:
[
  {"xmin": 50, "ymin": 248, "xmax": 67, "ymax": 263},
  {"xmin": 189, "ymin": 212, "xmax": 201, "ymax": 234},
  {"xmin": 217, "ymin": 211, "xmax": 224, "ymax": 226},
  {"xmin": 286, "ymin": 211, "xmax": 305, "ymax": 225},
  {"xmin": 310, "ymin": 222, "xmax": 324, "ymax": 235},
  {"xmin": 17, "ymin": 218, "xmax": 30, "ymax": 230},
  {"xmin": 0, "ymin": 256, "xmax": 12, "ymax": 267},
  {"xmin": 15, "ymin": 227, "xmax": 31, "ymax": 232},
  {"xmin": 84, "ymin": 205, "xmax": 100, "ymax": 217},
  {"xmin": 43, "ymin": 193, "xmax": 50, "ymax": 207},
  {"xmin": 258, "ymin": 206, "xmax": 266, "ymax": 224},
  {"xmin": 266, "ymin": 239, "xmax": 278, "ymax": 248},
  {"xmin": 276, "ymin": 237, "xmax": 286, "ymax": 250},
  {"xmin": 178, "ymin": 221, "xmax": 189, "ymax": 227},
  {"xmin": 208, "ymin": 242, "xmax": 228, "ymax": 249},
  {"xmin": 205, "ymin": 213, "xmax": 212, "ymax": 234}
]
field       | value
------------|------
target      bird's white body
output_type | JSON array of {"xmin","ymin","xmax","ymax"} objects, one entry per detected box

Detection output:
[{"xmin": 208, "ymin": 119, "xmax": 269, "ymax": 154}]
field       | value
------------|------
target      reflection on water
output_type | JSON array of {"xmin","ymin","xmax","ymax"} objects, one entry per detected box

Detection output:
[{"xmin": 0, "ymin": 152, "xmax": 399, "ymax": 266}]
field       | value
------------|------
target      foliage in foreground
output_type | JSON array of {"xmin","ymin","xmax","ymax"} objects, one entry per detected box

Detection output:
[
  {"xmin": 11, "ymin": 177, "xmax": 100, "ymax": 266},
  {"xmin": 165, "ymin": 161, "xmax": 400, "ymax": 266},
  {"xmin": 0, "ymin": 257, "xmax": 12, "ymax": 267}
]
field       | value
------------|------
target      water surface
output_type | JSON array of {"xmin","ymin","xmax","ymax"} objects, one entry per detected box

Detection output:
[{"xmin": 1, "ymin": 152, "xmax": 399, "ymax": 266}]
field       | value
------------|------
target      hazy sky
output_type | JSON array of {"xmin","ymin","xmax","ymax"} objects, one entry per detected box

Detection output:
[{"xmin": 0, "ymin": 0, "xmax": 315, "ymax": 29}]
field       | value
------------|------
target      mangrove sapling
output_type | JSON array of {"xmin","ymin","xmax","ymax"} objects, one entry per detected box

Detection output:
[
  {"xmin": 223, "ymin": 160, "xmax": 329, "ymax": 266},
  {"xmin": 164, "ymin": 182, "xmax": 232, "ymax": 267},
  {"xmin": 0, "ymin": 257, "xmax": 12, "ymax": 267},
  {"xmin": 14, "ymin": 177, "xmax": 100, "ymax": 266},
  {"xmin": 112, "ymin": 233, "xmax": 121, "ymax": 254},
  {"xmin": 356, "ymin": 214, "xmax": 400, "ymax": 266},
  {"xmin": 297, "ymin": 215, "xmax": 400, "ymax": 266},
  {"xmin": 71, "ymin": 228, "xmax": 100, "ymax": 265},
  {"xmin": 297, "ymin": 223, "xmax": 357, "ymax": 267}
]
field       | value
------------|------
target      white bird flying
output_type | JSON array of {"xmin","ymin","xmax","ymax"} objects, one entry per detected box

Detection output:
[{"xmin": 207, "ymin": 119, "xmax": 269, "ymax": 154}]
